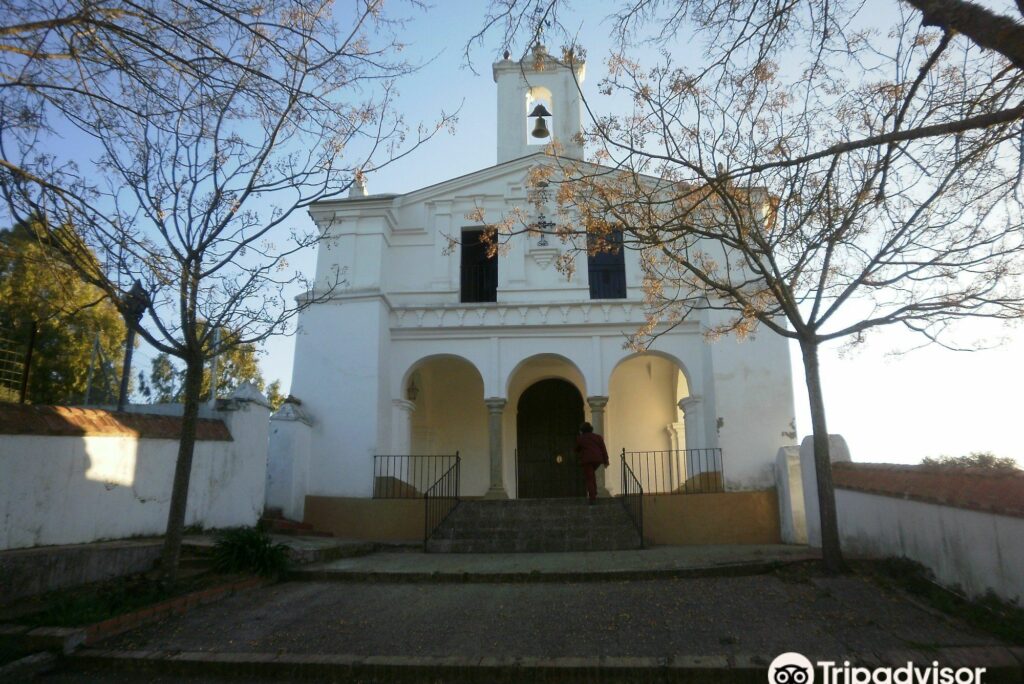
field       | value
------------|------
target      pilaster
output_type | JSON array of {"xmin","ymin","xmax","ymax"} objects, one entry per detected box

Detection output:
[
  {"xmin": 587, "ymin": 395, "xmax": 611, "ymax": 497},
  {"xmin": 484, "ymin": 397, "xmax": 509, "ymax": 499}
]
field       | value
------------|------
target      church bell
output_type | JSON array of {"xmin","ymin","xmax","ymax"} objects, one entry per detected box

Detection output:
[{"xmin": 529, "ymin": 104, "xmax": 552, "ymax": 139}]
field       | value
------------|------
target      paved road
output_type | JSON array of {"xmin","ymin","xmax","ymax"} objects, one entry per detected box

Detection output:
[{"xmin": 98, "ymin": 573, "xmax": 997, "ymax": 659}]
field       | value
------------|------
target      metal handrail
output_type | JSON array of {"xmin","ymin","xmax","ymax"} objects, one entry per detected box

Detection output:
[
  {"xmin": 622, "ymin": 448, "xmax": 725, "ymax": 494},
  {"xmin": 373, "ymin": 454, "xmax": 460, "ymax": 498},
  {"xmin": 619, "ymin": 448, "xmax": 644, "ymax": 547},
  {"xmin": 423, "ymin": 452, "xmax": 461, "ymax": 548}
]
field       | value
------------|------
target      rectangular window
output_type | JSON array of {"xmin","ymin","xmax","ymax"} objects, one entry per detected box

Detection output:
[
  {"xmin": 460, "ymin": 229, "xmax": 497, "ymax": 303},
  {"xmin": 588, "ymin": 230, "xmax": 626, "ymax": 299}
]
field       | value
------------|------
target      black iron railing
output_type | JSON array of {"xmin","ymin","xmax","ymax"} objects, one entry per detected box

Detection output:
[
  {"xmin": 619, "ymin": 449, "xmax": 644, "ymax": 546},
  {"xmin": 373, "ymin": 454, "xmax": 460, "ymax": 498},
  {"xmin": 460, "ymin": 263, "xmax": 497, "ymax": 303},
  {"xmin": 0, "ymin": 331, "xmax": 25, "ymax": 403},
  {"xmin": 623, "ymin": 449, "xmax": 725, "ymax": 494},
  {"xmin": 588, "ymin": 263, "xmax": 626, "ymax": 299},
  {"xmin": 423, "ymin": 454, "xmax": 461, "ymax": 548}
]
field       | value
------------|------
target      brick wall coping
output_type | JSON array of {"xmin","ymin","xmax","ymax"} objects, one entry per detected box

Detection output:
[
  {"xmin": 0, "ymin": 404, "xmax": 232, "ymax": 441},
  {"xmin": 833, "ymin": 462, "xmax": 1024, "ymax": 519}
]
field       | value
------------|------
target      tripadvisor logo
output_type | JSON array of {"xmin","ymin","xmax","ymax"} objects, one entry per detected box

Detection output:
[
  {"xmin": 770, "ymin": 653, "xmax": 815, "ymax": 684},
  {"xmin": 768, "ymin": 653, "xmax": 987, "ymax": 684}
]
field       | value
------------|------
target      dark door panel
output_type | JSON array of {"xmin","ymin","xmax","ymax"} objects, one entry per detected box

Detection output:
[{"xmin": 516, "ymin": 378, "xmax": 585, "ymax": 498}]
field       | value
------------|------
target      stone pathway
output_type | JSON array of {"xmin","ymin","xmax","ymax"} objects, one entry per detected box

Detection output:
[
  {"xmin": 41, "ymin": 547, "xmax": 1024, "ymax": 682},
  {"xmin": 293, "ymin": 544, "xmax": 819, "ymax": 582},
  {"xmin": 94, "ymin": 574, "xmax": 998, "ymax": 659}
]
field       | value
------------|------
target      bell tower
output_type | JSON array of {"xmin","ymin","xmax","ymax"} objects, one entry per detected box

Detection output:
[{"xmin": 492, "ymin": 45, "xmax": 586, "ymax": 164}]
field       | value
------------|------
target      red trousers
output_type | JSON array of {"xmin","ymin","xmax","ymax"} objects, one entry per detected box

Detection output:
[{"xmin": 582, "ymin": 463, "xmax": 598, "ymax": 501}]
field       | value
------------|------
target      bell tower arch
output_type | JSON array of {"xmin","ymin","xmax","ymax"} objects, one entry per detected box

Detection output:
[{"xmin": 493, "ymin": 45, "xmax": 586, "ymax": 163}]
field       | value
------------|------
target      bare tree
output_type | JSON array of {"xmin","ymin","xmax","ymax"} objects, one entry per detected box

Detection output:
[
  {"xmin": 471, "ymin": 0, "xmax": 1024, "ymax": 165},
  {"xmin": 469, "ymin": 4, "xmax": 1024, "ymax": 572},
  {"xmin": 0, "ymin": 0, "xmax": 455, "ymax": 582}
]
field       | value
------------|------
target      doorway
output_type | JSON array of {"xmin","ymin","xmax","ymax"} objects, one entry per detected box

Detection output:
[{"xmin": 516, "ymin": 378, "xmax": 585, "ymax": 498}]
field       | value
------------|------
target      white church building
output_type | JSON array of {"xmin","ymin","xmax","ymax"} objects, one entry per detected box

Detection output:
[{"xmin": 272, "ymin": 47, "xmax": 796, "ymax": 540}]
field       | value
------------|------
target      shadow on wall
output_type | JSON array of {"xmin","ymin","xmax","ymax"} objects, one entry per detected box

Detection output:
[{"xmin": 0, "ymin": 384, "xmax": 270, "ymax": 555}]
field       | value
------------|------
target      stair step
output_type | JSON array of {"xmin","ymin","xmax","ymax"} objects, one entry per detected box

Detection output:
[{"xmin": 428, "ymin": 498, "xmax": 641, "ymax": 553}]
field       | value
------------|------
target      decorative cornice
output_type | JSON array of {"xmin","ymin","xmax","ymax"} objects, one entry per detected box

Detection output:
[{"xmin": 390, "ymin": 301, "xmax": 649, "ymax": 330}]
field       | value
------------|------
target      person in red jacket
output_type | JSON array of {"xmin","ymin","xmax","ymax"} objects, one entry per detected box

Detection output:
[{"xmin": 575, "ymin": 422, "xmax": 610, "ymax": 504}]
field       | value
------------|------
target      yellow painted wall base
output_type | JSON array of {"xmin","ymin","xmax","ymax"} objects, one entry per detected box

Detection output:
[
  {"xmin": 642, "ymin": 490, "xmax": 781, "ymax": 545},
  {"xmin": 305, "ymin": 496, "xmax": 424, "ymax": 542},
  {"xmin": 304, "ymin": 490, "xmax": 781, "ymax": 545}
]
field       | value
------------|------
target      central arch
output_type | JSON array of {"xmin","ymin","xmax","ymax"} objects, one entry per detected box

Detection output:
[{"xmin": 516, "ymin": 378, "xmax": 585, "ymax": 498}]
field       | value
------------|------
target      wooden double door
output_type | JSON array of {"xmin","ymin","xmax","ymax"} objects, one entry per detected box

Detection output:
[{"xmin": 516, "ymin": 378, "xmax": 586, "ymax": 498}]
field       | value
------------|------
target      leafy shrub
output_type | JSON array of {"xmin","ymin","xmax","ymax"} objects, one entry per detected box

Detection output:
[
  {"xmin": 921, "ymin": 451, "xmax": 1020, "ymax": 471},
  {"xmin": 212, "ymin": 527, "xmax": 289, "ymax": 577}
]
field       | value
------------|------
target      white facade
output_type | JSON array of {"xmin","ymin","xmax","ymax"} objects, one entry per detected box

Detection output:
[{"xmin": 287, "ymin": 48, "xmax": 796, "ymax": 500}]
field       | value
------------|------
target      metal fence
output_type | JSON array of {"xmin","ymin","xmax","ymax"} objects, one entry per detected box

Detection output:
[
  {"xmin": 373, "ymin": 454, "xmax": 461, "ymax": 499},
  {"xmin": 0, "ymin": 331, "xmax": 25, "ymax": 402},
  {"xmin": 619, "ymin": 452, "xmax": 644, "ymax": 545},
  {"xmin": 622, "ymin": 448, "xmax": 725, "ymax": 494},
  {"xmin": 423, "ymin": 455, "xmax": 461, "ymax": 548}
]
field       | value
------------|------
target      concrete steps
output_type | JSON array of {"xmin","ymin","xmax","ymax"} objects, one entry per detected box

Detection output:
[
  {"xmin": 426, "ymin": 498, "xmax": 641, "ymax": 553},
  {"xmin": 260, "ymin": 509, "xmax": 334, "ymax": 538}
]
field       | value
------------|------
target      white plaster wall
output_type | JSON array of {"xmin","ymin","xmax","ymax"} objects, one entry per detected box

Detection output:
[
  {"xmin": 0, "ymin": 402, "xmax": 268, "ymax": 551},
  {"xmin": 291, "ymin": 297, "xmax": 390, "ymax": 498},
  {"xmin": 266, "ymin": 409, "xmax": 311, "ymax": 521},
  {"xmin": 706, "ymin": 315, "xmax": 798, "ymax": 489},
  {"xmin": 837, "ymin": 490, "xmax": 1024, "ymax": 604},
  {"xmin": 775, "ymin": 446, "xmax": 807, "ymax": 544}
]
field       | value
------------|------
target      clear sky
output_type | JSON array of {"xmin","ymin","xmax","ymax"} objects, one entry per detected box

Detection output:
[{"xmin": 139, "ymin": 0, "xmax": 1024, "ymax": 466}]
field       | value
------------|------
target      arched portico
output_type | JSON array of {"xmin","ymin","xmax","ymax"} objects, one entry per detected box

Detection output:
[
  {"xmin": 503, "ymin": 354, "xmax": 590, "ymax": 498},
  {"xmin": 605, "ymin": 352, "xmax": 713, "ymax": 494},
  {"xmin": 515, "ymin": 378, "xmax": 586, "ymax": 498},
  {"xmin": 395, "ymin": 354, "xmax": 489, "ymax": 496}
]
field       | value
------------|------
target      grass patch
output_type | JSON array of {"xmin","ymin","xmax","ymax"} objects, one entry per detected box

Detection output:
[{"xmin": 861, "ymin": 557, "xmax": 1024, "ymax": 645}]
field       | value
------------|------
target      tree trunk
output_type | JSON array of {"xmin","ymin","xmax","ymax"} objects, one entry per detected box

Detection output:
[
  {"xmin": 159, "ymin": 354, "xmax": 204, "ymax": 584},
  {"xmin": 799, "ymin": 338, "xmax": 846, "ymax": 574}
]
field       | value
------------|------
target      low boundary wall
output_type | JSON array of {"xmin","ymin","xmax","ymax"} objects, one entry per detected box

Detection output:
[
  {"xmin": 833, "ymin": 463, "xmax": 1024, "ymax": 604},
  {"xmin": 0, "ymin": 385, "xmax": 270, "ymax": 552}
]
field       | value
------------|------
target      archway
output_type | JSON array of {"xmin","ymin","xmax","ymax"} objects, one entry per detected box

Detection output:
[
  {"xmin": 516, "ymin": 378, "xmax": 585, "ymax": 498},
  {"xmin": 606, "ymin": 353, "xmax": 692, "ymax": 494},
  {"xmin": 398, "ymin": 355, "xmax": 488, "ymax": 496}
]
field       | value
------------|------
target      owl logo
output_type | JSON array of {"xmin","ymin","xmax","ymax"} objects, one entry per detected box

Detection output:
[{"xmin": 769, "ymin": 653, "xmax": 815, "ymax": 684}]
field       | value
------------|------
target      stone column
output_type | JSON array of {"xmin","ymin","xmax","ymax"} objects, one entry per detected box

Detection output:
[
  {"xmin": 391, "ymin": 399, "xmax": 415, "ymax": 455},
  {"xmin": 679, "ymin": 395, "xmax": 704, "ymax": 449},
  {"xmin": 484, "ymin": 398, "xmax": 508, "ymax": 499},
  {"xmin": 666, "ymin": 422, "xmax": 685, "ymax": 490},
  {"xmin": 587, "ymin": 396, "xmax": 611, "ymax": 497}
]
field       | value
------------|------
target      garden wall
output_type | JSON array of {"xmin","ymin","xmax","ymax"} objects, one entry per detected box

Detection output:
[{"xmin": 0, "ymin": 384, "xmax": 270, "ymax": 552}]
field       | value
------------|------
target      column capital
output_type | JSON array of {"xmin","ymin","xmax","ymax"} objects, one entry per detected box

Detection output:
[
  {"xmin": 392, "ymin": 398, "xmax": 416, "ymax": 413},
  {"xmin": 586, "ymin": 395, "xmax": 609, "ymax": 410},
  {"xmin": 484, "ymin": 397, "xmax": 507, "ymax": 413},
  {"xmin": 678, "ymin": 395, "xmax": 702, "ymax": 410}
]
